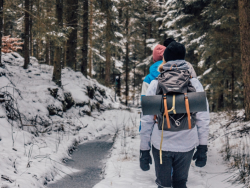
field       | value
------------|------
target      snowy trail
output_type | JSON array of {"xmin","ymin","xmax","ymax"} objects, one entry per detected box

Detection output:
[
  {"xmin": 93, "ymin": 137, "xmax": 243, "ymax": 188},
  {"xmin": 47, "ymin": 135, "xmax": 113, "ymax": 188},
  {"xmin": 93, "ymin": 113, "xmax": 244, "ymax": 188}
]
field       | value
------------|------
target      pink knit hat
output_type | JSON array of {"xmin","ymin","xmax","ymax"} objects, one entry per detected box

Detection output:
[{"xmin": 153, "ymin": 44, "xmax": 166, "ymax": 63}]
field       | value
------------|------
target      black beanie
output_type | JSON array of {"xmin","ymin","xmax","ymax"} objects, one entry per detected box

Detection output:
[
  {"xmin": 163, "ymin": 38, "xmax": 176, "ymax": 48},
  {"xmin": 163, "ymin": 41, "xmax": 186, "ymax": 62}
]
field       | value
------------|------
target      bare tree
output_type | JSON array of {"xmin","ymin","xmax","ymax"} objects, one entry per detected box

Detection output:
[
  {"xmin": 238, "ymin": 0, "xmax": 250, "ymax": 120},
  {"xmin": 81, "ymin": 0, "xmax": 88, "ymax": 76}
]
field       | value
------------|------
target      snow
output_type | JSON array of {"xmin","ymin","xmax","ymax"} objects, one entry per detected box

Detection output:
[
  {"xmin": 164, "ymin": 29, "xmax": 181, "ymax": 38},
  {"xmin": 0, "ymin": 53, "xmax": 127, "ymax": 188},
  {"xmin": 94, "ymin": 112, "xmax": 244, "ymax": 188},
  {"xmin": 205, "ymin": 84, "xmax": 210, "ymax": 91},
  {"xmin": 137, "ymin": 55, "xmax": 153, "ymax": 67},
  {"xmin": 147, "ymin": 42, "xmax": 159, "ymax": 51},
  {"xmin": 212, "ymin": 19, "xmax": 222, "ymax": 26},
  {"xmin": 146, "ymin": 39, "xmax": 156, "ymax": 43},
  {"xmin": 114, "ymin": 32, "xmax": 123, "ymax": 38},
  {"xmin": 0, "ymin": 52, "xmax": 246, "ymax": 188},
  {"xmin": 155, "ymin": 17, "xmax": 163, "ymax": 22},
  {"xmin": 198, "ymin": 60, "xmax": 205, "ymax": 68},
  {"xmin": 189, "ymin": 34, "xmax": 207, "ymax": 46},
  {"xmin": 203, "ymin": 68, "xmax": 213, "ymax": 76}
]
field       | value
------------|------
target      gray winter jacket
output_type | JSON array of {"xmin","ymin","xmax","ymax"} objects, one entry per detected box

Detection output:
[{"xmin": 140, "ymin": 60, "xmax": 210, "ymax": 152}]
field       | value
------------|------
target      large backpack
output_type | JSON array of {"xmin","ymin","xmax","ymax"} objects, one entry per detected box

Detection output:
[
  {"xmin": 156, "ymin": 63, "xmax": 197, "ymax": 165},
  {"xmin": 155, "ymin": 64, "xmax": 196, "ymax": 132}
]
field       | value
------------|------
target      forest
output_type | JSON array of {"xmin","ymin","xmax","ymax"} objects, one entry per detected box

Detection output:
[
  {"xmin": 1, "ymin": 0, "xmax": 250, "ymax": 188},
  {"xmin": 0, "ymin": 0, "xmax": 248, "ymax": 113}
]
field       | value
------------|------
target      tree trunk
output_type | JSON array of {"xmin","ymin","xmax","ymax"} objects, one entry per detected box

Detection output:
[
  {"xmin": 88, "ymin": 0, "xmax": 93, "ymax": 77},
  {"xmin": 231, "ymin": 49, "xmax": 235, "ymax": 111},
  {"xmin": 52, "ymin": 0, "xmax": 63, "ymax": 86},
  {"xmin": 105, "ymin": 0, "xmax": 112, "ymax": 87},
  {"xmin": 133, "ymin": 60, "xmax": 136, "ymax": 105},
  {"xmin": 66, "ymin": 0, "xmax": 78, "ymax": 70},
  {"xmin": 36, "ymin": 0, "xmax": 40, "ymax": 61},
  {"xmin": 45, "ymin": 0, "xmax": 51, "ymax": 65},
  {"xmin": 45, "ymin": 37, "xmax": 50, "ymax": 65},
  {"xmin": 23, "ymin": 0, "xmax": 30, "ymax": 69},
  {"xmin": 147, "ymin": 1, "xmax": 152, "ymax": 56},
  {"xmin": 81, "ymin": 0, "xmax": 88, "ymax": 76},
  {"xmin": 0, "ymin": 0, "xmax": 3, "ymax": 67},
  {"xmin": 143, "ymin": 32, "xmax": 147, "ymax": 76},
  {"xmin": 125, "ymin": 9, "xmax": 129, "ymax": 106},
  {"xmin": 30, "ymin": 0, "xmax": 33, "ymax": 57},
  {"xmin": 53, "ymin": 47, "xmax": 62, "ymax": 86},
  {"xmin": 63, "ymin": 41, "xmax": 67, "ymax": 67},
  {"xmin": 238, "ymin": 0, "xmax": 250, "ymax": 120}
]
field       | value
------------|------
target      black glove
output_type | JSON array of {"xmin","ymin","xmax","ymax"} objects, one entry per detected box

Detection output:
[
  {"xmin": 140, "ymin": 150, "xmax": 152, "ymax": 171},
  {"xmin": 193, "ymin": 145, "xmax": 208, "ymax": 167}
]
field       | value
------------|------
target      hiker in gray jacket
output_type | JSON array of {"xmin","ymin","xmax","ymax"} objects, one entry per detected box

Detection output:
[{"xmin": 140, "ymin": 42, "xmax": 210, "ymax": 188}]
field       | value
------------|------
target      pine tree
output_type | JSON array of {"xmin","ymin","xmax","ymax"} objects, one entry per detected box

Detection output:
[{"xmin": 159, "ymin": 0, "xmax": 242, "ymax": 112}]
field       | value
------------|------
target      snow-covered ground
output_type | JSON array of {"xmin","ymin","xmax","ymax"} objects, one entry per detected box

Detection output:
[
  {"xmin": 0, "ymin": 52, "xmax": 132, "ymax": 188},
  {"xmin": 0, "ymin": 52, "xmax": 247, "ymax": 188},
  {"xmin": 94, "ymin": 112, "xmax": 245, "ymax": 188}
]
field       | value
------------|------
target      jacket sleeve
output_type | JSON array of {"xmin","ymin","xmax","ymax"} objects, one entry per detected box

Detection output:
[
  {"xmin": 140, "ymin": 80, "xmax": 158, "ymax": 150},
  {"xmin": 186, "ymin": 61, "xmax": 197, "ymax": 78},
  {"xmin": 141, "ymin": 81, "xmax": 149, "ymax": 97},
  {"xmin": 190, "ymin": 78, "xmax": 210, "ymax": 145}
]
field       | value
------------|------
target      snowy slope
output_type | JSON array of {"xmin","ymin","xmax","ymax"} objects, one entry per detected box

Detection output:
[
  {"xmin": 0, "ymin": 52, "xmax": 129, "ymax": 188},
  {"xmin": 94, "ymin": 112, "xmax": 244, "ymax": 188}
]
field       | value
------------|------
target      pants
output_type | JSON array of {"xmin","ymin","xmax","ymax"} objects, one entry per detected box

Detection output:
[{"xmin": 152, "ymin": 145, "xmax": 194, "ymax": 188}]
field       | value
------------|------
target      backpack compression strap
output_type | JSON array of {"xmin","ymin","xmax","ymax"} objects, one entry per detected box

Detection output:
[
  {"xmin": 160, "ymin": 94, "xmax": 172, "ymax": 165},
  {"xmin": 184, "ymin": 93, "xmax": 192, "ymax": 129},
  {"xmin": 163, "ymin": 94, "xmax": 171, "ymax": 129},
  {"xmin": 153, "ymin": 95, "xmax": 176, "ymax": 123}
]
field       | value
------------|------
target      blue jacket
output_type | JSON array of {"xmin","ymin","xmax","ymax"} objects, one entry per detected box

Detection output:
[{"xmin": 141, "ymin": 60, "xmax": 163, "ymax": 97}]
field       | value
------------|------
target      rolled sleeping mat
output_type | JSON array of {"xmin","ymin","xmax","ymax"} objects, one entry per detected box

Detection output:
[{"xmin": 141, "ymin": 92, "xmax": 207, "ymax": 115}]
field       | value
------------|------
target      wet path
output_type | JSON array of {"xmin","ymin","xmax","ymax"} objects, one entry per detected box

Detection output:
[{"xmin": 47, "ymin": 135, "xmax": 113, "ymax": 188}]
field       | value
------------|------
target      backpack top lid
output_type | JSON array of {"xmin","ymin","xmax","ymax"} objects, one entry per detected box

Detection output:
[
  {"xmin": 156, "ymin": 60, "xmax": 195, "ymax": 94},
  {"xmin": 161, "ymin": 60, "xmax": 189, "ymax": 71}
]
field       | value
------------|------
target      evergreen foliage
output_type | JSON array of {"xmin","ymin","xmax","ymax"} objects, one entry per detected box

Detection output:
[
  {"xmin": 0, "ymin": 0, "xmax": 247, "ymax": 109},
  {"xmin": 160, "ymin": 0, "xmax": 242, "ymax": 111}
]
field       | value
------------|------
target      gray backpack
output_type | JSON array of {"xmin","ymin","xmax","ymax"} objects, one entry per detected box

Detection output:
[{"xmin": 155, "ymin": 65, "xmax": 196, "ymax": 131}]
